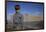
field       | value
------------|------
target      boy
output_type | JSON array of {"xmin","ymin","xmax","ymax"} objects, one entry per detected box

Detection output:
[{"xmin": 13, "ymin": 5, "xmax": 23, "ymax": 30}]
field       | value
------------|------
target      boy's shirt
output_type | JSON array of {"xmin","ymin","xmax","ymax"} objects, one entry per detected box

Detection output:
[{"xmin": 13, "ymin": 13, "xmax": 23, "ymax": 30}]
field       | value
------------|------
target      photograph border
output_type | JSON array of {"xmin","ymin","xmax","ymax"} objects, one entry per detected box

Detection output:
[{"xmin": 5, "ymin": 1, "xmax": 44, "ymax": 31}]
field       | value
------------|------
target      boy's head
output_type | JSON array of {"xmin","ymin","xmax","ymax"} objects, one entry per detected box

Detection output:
[{"xmin": 15, "ymin": 5, "xmax": 20, "ymax": 10}]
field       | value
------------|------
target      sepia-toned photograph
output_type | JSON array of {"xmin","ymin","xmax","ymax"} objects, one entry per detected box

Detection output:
[{"xmin": 5, "ymin": 1, "xmax": 44, "ymax": 32}]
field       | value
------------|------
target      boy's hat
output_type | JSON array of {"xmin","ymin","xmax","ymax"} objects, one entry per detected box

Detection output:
[{"xmin": 15, "ymin": 5, "xmax": 20, "ymax": 10}]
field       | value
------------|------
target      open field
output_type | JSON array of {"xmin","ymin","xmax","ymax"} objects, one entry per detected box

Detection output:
[{"xmin": 6, "ymin": 21, "xmax": 44, "ymax": 31}]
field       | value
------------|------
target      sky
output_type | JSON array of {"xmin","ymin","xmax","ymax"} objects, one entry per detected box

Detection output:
[{"xmin": 7, "ymin": 2, "xmax": 44, "ymax": 16}]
